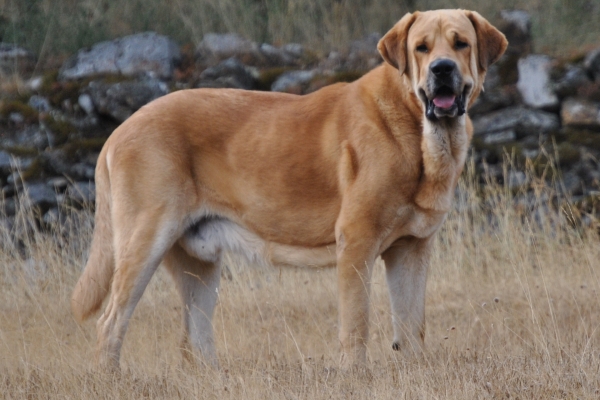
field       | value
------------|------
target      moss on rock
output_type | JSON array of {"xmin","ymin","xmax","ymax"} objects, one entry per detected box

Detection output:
[
  {"xmin": 559, "ymin": 128, "xmax": 600, "ymax": 152},
  {"xmin": 0, "ymin": 100, "xmax": 39, "ymax": 124},
  {"xmin": 61, "ymin": 138, "xmax": 107, "ymax": 162},
  {"xmin": 41, "ymin": 115, "xmax": 76, "ymax": 144},
  {"xmin": 256, "ymin": 67, "xmax": 291, "ymax": 91},
  {"xmin": 556, "ymin": 142, "xmax": 580, "ymax": 167}
]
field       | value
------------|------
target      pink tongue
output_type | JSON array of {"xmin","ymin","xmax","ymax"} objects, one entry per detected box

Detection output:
[{"xmin": 433, "ymin": 95, "xmax": 456, "ymax": 109}]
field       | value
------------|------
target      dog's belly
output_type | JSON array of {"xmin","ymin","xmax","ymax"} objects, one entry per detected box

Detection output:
[{"xmin": 180, "ymin": 216, "xmax": 337, "ymax": 268}]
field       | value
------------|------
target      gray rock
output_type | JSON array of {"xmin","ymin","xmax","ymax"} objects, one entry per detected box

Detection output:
[
  {"xmin": 517, "ymin": 55, "xmax": 559, "ymax": 110},
  {"xmin": 469, "ymin": 85, "xmax": 516, "ymax": 115},
  {"xmin": 196, "ymin": 33, "xmax": 259, "ymax": 65},
  {"xmin": 561, "ymin": 98, "xmax": 600, "ymax": 130},
  {"xmin": 495, "ymin": 10, "xmax": 532, "ymax": 85},
  {"xmin": 345, "ymin": 32, "xmax": 382, "ymax": 70},
  {"xmin": 282, "ymin": 43, "xmax": 304, "ymax": 58},
  {"xmin": 1, "ymin": 198, "xmax": 16, "ymax": 217},
  {"xmin": 67, "ymin": 182, "xmax": 95, "ymax": 204},
  {"xmin": 70, "ymin": 163, "xmax": 96, "ymax": 180},
  {"xmin": 320, "ymin": 51, "xmax": 344, "ymax": 70},
  {"xmin": 0, "ymin": 43, "xmax": 36, "ymax": 76},
  {"xmin": 83, "ymin": 152, "xmax": 100, "ymax": 166},
  {"xmin": 561, "ymin": 171, "xmax": 583, "ymax": 195},
  {"xmin": 522, "ymin": 148, "xmax": 540, "ymax": 159},
  {"xmin": 578, "ymin": 159, "xmax": 600, "ymax": 184},
  {"xmin": 8, "ymin": 112, "xmax": 25, "ymax": 124},
  {"xmin": 196, "ymin": 33, "xmax": 305, "ymax": 68},
  {"xmin": 59, "ymin": 32, "xmax": 181, "ymax": 80},
  {"xmin": 7, "ymin": 172, "xmax": 21, "ymax": 185},
  {"xmin": 584, "ymin": 47, "xmax": 600, "ymax": 82},
  {"xmin": 78, "ymin": 94, "xmax": 95, "ymax": 115},
  {"xmin": 28, "ymin": 95, "xmax": 51, "ymax": 113},
  {"xmin": 479, "ymin": 163, "xmax": 503, "ymax": 181},
  {"xmin": 552, "ymin": 65, "xmax": 591, "ymax": 98},
  {"xmin": 47, "ymin": 177, "xmax": 69, "ymax": 191},
  {"xmin": 42, "ymin": 208, "xmax": 60, "ymax": 225},
  {"xmin": 0, "ymin": 125, "xmax": 55, "ymax": 151},
  {"xmin": 27, "ymin": 76, "xmax": 43, "ymax": 91},
  {"xmin": 473, "ymin": 106, "xmax": 560, "ymax": 137},
  {"xmin": 69, "ymin": 114, "xmax": 100, "ymax": 131},
  {"xmin": 2, "ymin": 157, "xmax": 34, "ymax": 184},
  {"xmin": 0, "ymin": 150, "xmax": 12, "ymax": 175},
  {"xmin": 41, "ymin": 148, "xmax": 73, "ymax": 177},
  {"xmin": 318, "ymin": 33, "xmax": 382, "ymax": 72},
  {"xmin": 197, "ymin": 58, "xmax": 258, "ymax": 90},
  {"xmin": 259, "ymin": 43, "xmax": 305, "ymax": 67},
  {"xmin": 21, "ymin": 182, "xmax": 58, "ymax": 210},
  {"xmin": 500, "ymin": 10, "xmax": 531, "ymax": 37},
  {"xmin": 482, "ymin": 129, "xmax": 517, "ymax": 144},
  {"xmin": 483, "ymin": 64, "xmax": 502, "ymax": 91},
  {"xmin": 86, "ymin": 79, "xmax": 169, "ymax": 122},
  {"xmin": 199, "ymin": 33, "xmax": 253, "ymax": 57},
  {"xmin": 2, "ymin": 184, "xmax": 15, "ymax": 197},
  {"xmin": 271, "ymin": 70, "xmax": 316, "ymax": 93},
  {"xmin": 507, "ymin": 170, "xmax": 528, "ymax": 190}
]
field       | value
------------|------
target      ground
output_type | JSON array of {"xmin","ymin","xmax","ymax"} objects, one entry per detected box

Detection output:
[{"xmin": 1, "ymin": 169, "xmax": 600, "ymax": 399}]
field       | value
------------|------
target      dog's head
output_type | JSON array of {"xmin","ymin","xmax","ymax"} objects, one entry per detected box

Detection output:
[{"xmin": 378, "ymin": 10, "xmax": 507, "ymax": 121}]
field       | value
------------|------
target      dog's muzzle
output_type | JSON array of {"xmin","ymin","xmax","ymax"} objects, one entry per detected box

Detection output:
[{"xmin": 420, "ymin": 58, "xmax": 469, "ymax": 121}]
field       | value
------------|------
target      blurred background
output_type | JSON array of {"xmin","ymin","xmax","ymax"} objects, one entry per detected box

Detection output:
[{"xmin": 1, "ymin": 0, "xmax": 599, "ymax": 65}]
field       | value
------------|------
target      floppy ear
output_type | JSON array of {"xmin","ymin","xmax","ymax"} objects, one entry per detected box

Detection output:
[
  {"xmin": 377, "ymin": 12, "xmax": 418, "ymax": 73},
  {"xmin": 466, "ymin": 11, "xmax": 508, "ymax": 71}
]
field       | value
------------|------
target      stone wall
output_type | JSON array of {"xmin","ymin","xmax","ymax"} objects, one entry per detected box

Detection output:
[{"xmin": 1, "ymin": 10, "xmax": 600, "ymax": 225}]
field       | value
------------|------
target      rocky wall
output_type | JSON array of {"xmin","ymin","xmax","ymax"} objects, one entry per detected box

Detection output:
[{"xmin": 1, "ymin": 10, "xmax": 600, "ymax": 227}]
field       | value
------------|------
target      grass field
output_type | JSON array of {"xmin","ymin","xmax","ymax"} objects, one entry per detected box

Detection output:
[
  {"xmin": 1, "ymin": 0, "xmax": 599, "ymax": 68},
  {"xmin": 1, "ymin": 163, "xmax": 600, "ymax": 398}
]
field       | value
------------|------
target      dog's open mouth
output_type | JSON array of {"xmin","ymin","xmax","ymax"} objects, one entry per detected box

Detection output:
[
  {"xmin": 432, "ymin": 87, "xmax": 457, "ymax": 110},
  {"xmin": 421, "ymin": 86, "xmax": 468, "ymax": 121}
]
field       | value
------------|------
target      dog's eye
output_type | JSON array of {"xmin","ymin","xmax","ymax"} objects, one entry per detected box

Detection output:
[
  {"xmin": 416, "ymin": 44, "xmax": 428, "ymax": 53},
  {"xmin": 455, "ymin": 40, "xmax": 469, "ymax": 50}
]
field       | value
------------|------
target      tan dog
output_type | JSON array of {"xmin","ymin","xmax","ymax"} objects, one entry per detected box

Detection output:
[{"xmin": 71, "ymin": 9, "xmax": 507, "ymax": 370}]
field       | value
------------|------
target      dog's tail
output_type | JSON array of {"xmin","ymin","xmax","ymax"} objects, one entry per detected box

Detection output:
[{"xmin": 71, "ymin": 149, "xmax": 114, "ymax": 322}]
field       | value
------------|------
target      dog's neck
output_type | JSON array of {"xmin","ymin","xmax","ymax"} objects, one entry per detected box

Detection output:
[
  {"xmin": 362, "ymin": 64, "xmax": 473, "ymax": 212},
  {"xmin": 396, "ymin": 67, "xmax": 472, "ymax": 212},
  {"xmin": 414, "ymin": 109, "xmax": 471, "ymax": 212}
]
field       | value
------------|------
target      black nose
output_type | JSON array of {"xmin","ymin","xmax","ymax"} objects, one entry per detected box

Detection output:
[{"xmin": 430, "ymin": 59, "xmax": 457, "ymax": 77}]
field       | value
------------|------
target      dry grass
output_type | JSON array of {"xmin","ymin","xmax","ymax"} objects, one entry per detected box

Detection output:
[
  {"xmin": 1, "ymin": 162, "xmax": 600, "ymax": 399},
  {"xmin": 1, "ymin": 0, "xmax": 599, "ymax": 67}
]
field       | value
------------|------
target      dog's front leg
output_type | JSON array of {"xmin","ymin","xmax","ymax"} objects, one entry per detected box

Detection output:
[
  {"xmin": 335, "ymin": 219, "xmax": 379, "ymax": 370},
  {"xmin": 381, "ymin": 236, "xmax": 433, "ymax": 356}
]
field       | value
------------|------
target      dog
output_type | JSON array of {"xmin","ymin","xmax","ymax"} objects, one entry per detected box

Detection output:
[{"xmin": 71, "ymin": 9, "xmax": 507, "ymax": 370}]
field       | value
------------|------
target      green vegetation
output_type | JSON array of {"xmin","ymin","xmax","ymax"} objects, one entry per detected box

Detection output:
[
  {"xmin": 0, "ymin": 99, "xmax": 38, "ymax": 123},
  {"xmin": 0, "ymin": 0, "xmax": 598, "ymax": 67}
]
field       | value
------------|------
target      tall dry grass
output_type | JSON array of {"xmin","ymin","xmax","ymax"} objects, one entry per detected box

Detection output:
[
  {"xmin": 1, "ymin": 160, "xmax": 600, "ymax": 399},
  {"xmin": 1, "ymin": 0, "xmax": 598, "ymax": 67}
]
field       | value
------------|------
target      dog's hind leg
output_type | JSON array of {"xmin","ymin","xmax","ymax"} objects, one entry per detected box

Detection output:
[
  {"xmin": 95, "ymin": 210, "xmax": 180, "ymax": 370},
  {"xmin": 164, "ymin": 243, "xmax": 220, "ymax": 368},
  {"xmin": 381, "ymin": 236, "xmax": 433, "ymax": 356}
]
